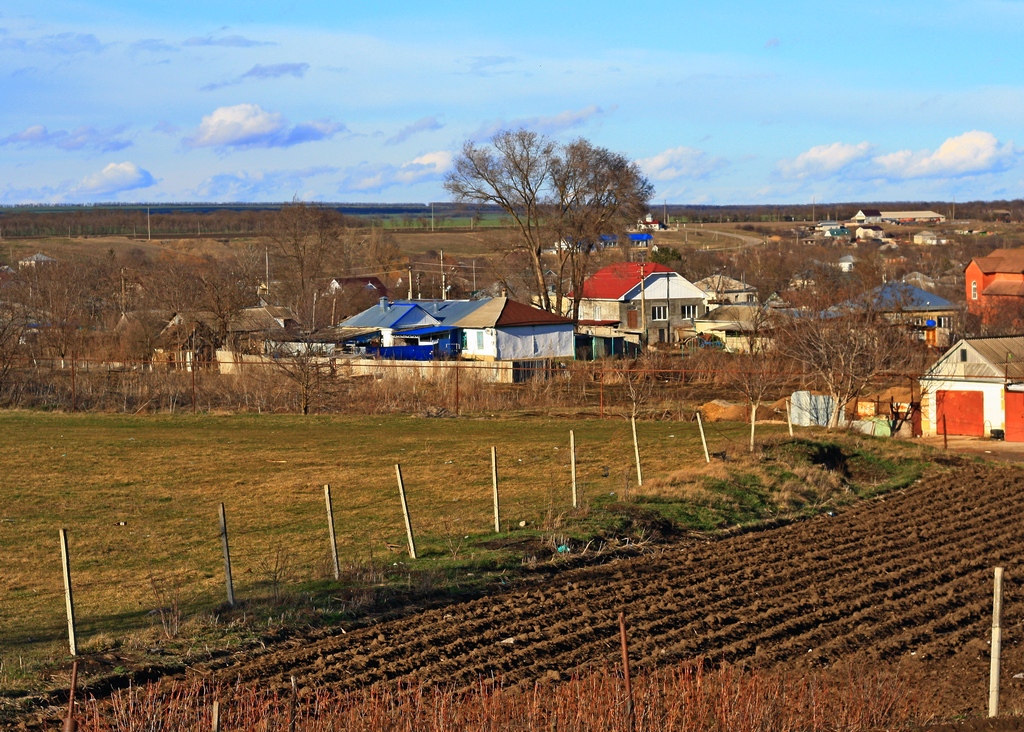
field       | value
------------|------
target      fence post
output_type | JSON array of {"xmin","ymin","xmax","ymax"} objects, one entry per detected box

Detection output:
[
  {"xmin": 218, "ymin": 503, "xmax": 235, "ymax": 607},
  {"xmin": 70, "ymin": 356, "xmax": 76, "ymax": 413},
  {"xmin": 599, "ymin": 366, "xmax": 605, "ymax": 419},
  {"xmin": 943, "ymin": 414, "xmax": 948, "ymax": 450},
  {"xmin": 619, "ymin": 611, "xmax": 635, "ymax": 732},
  {"xmin": 570, "ymin": 430, "xmax": 578, "ymax": 508},
  {"xmin": 749, "ymin": 403, "xmax": 756, "ymax": 453},
  {"xmin": 990, "ymin": 566, "xmax": 1004, "ymax": 718},
  {"xmin": 324, "ymin": 485, "xmax": 341, "ymax": 580},
  {"xmin": 786, "ymin": 398, "xmax": 794, "ymax": 437},
  {"xmin": 696, "ymin": 412, "xmax": 710, "ymax": 464},
  {"xmin": 211, "ymin": 699, "xmax": 220, "ymax": 732},
  {"xmin": 63, "ymin": 660, "xmax": 78, "ymax": 732},
  {"xmin": 191, "ymin": 357, "xmax": 197, "ymax": 414},
  {"xmin": 491, "ymin": 446, "xmax": 500, "ymax": 533},
  {"xmin": 395, "ymin": 464, "xmax": 417, "ymax": 559},
  {"xmin": 631, "ymin": 415, "xmax": 643, "ymax": 486},
  {"xmin": 59, "ymin": 529, "xmax": 77, "ymax": 656},
  {"xmin": 454, "ymin": 363, "xmax": 460, "ymax": 416}
]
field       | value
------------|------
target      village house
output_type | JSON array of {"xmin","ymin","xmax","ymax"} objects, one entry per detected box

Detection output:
[
  {"xmin": 855, "ymin": 225, "xmax": 885, "ymax": 241},
  {"xmin": 913, "ymin": 230, "xmax": 947, "ymax": 246},
  {"xmin": 851, "ymin": 209, "xmax": 883, "ymax": 224},
  {"xmin": 919, "ymin": 336, "xmax": 1024, "ymax": 440},
  {"xmin": 336, "ymin": 296, "xmax": 574, "ymax": 362},
  {"xmin": 965, "ymin": 248, "xmax": 1024, "ymax": 324},
  {"xmin": 839, "ymin": 282, "xmax": 957, "ymax": 348},
  {"xmin": 693, "ymin": 274, "xmax": 758, "ymax": 308},
  {"xmin": 692, "ymin": 303, "xmax": 770, "ymax": 353},
  {"xmin": 573, "ymin": 262, "xmax": 706, "ymax": 346},
  {"xmin": 18, "ymin": 252, "xmax": 57, "ymax": 269}
]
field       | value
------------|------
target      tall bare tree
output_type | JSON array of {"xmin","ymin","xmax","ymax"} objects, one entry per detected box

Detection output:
[
  {"xmin": 445, "ymin": 130, "xmax": 555, "ymax": 309},
  {"xmin": 445, "ymin": 129, "xmax": 651, "ymax": 314},
  {"xmin": 266, "ymin": 203, "xmax": 345, "ymax": 324}
]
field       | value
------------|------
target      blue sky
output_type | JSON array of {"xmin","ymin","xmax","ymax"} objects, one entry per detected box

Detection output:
[{"xmin": 1, "ymin": 0, "xmax": 1022, "ymax": 205}]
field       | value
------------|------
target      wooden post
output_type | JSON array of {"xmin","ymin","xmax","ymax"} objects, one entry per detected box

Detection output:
[
  {"xmin": 454, "ymin": 363, "xmax": 460, "ymax": 416},
  {"xmin": 696, "ymin": 412, "xmax": 710, "ymax": 464},
  {"xmin": 990, "ymin": 566, "xmax": 1004, "ymax": 718},
  {"xmin": 289, "ymin": 675, "xmax": 298, "ymax": 732},
  {"xmin": 491, "ymin": 446, "xmax": 500, "ymax": 533},
  {"xmin": 191, "ymin": 357, "xmax": 197, "ymax": 414},
  {"xmin": 619, "ymin": 611, "xmax": 635, "ymax": 732},
  {"xmin": 324, "ymin": 485, "xmax": 340, "ymax": 581},
  {"xmin": 59, "ymin": 529, "xmax": 77, "ymax": 656},
  {"xmin": 211, "ymin": 699, "xmax": 220, "ymax": 732},
  {"xmin": 62, "ymin": 660, "xmax": 78, "ymax": 732},
  {"xmin": 395, "ymin": 464, "xmax": 417, "ymax": 559},
  {"xmin": 786, "ymin": 398, "xmax": 794, "ymax": 437},
  {"xmin": 943, "ymin": 414, "xmax": 948, "ymax": 450},
  {"xmin": 70, "ymin": 357, "xmax": 76, "ymax": 413},
  {"xmin": 599, "ymin": 367, "xmax": 605, "ymax": 419},
  {"xmin": 749, "ymin": 403, "xmax": 756, "ymax": 453},
  {"xmin": 570, "ymin": 430, "xmax": 578, "ymax": 508},
  {"xmin": 631, "ymin": 416, "xmax": 643, "ymax": 486},
  {"xmin": 218, "ymin": 503, "xmax": 235, "ymax": 607}
]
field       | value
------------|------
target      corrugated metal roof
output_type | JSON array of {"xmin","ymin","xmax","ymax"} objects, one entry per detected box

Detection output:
[
  {"xmin": 578, "ymin": 262, "xmax": 675, "ymax": 300},
  {"xmin": 453, "ymin": 297, "xmax": 573, "ymax": 328},
  {"xmin": 969, "ymin": 337, "xmax": 1024, "ymax": 378}
]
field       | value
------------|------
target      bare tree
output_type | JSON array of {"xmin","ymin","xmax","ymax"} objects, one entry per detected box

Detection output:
[
  {"xmin": 550, "ymin": 139, "xmax": 653, "ymax": 319},
  {"xmin": 445, "ymin": 130, "xmax": 555, "ymax": 309},
  {"xmin": 775, "ymin": 295, "xmax": 916, "ymax": 430},
  {"xmin": 266, "ymin": 203, "xmax": 345, "ymax": 324},
  {"xmin": 722, "ymin": 308, "xmax": 787, "ymax": 450},
  {"xmin": 445, "ymin": 130, "xmax": 652, "ymax": 314}
]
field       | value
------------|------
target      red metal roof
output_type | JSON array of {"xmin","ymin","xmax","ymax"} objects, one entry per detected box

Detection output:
[{"xmin": 578, "ymin": 262, "xmax": 674, "ymax": 300}]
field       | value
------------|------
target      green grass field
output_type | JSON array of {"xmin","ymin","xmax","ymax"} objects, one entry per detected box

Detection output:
[{"xmin": 0, "ymin": 412, "xmax": 758, "ymax": 687}]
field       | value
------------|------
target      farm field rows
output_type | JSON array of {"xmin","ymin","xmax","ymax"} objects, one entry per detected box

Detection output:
[{"xmin": 195, "ymin": 462, "xmax": 1024, "ymax": 719}]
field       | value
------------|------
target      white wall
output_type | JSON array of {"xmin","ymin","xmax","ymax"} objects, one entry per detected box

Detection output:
[
  {"xmin": 461, "ymin": 328, "xmax": 499, "ymax": 358},
  {"xmin": 495, "ymin": 325, "xmax": 574, "ymax": 360},
  {"xmin": 919, "ymin": 379, "xmax": 1004, "ymax": 436}
]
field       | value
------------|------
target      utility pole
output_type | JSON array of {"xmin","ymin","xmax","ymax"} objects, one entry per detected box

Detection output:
[
  {"xmin": 147, "ymin": 207, "xmax": 151, "ymax": 241},
  {"xmin": 440, "ymin": 249, "xmax": 446, "ymax": 300},
  {"xmin": 265, "ymin": 247, "xmax": 270, "ymax": 296},
  {"xmin": 431, "ymin": 203, "xmax": 434, "ymax": 232},
  {"xmin": 408, "ymin": 265, "xmax": 413, "ymax": 299},
  {"xmin": 639, "ymin": 263, "xmax": 647, "ymax": 346}
]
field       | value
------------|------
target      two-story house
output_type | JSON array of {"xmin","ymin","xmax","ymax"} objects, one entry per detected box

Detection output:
[{"xmin": 573, "ymin": 262, "xmax": 706, "ymax": 346}]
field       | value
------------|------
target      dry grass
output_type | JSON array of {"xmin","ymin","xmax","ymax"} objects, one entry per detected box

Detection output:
[
  {"xmin": 0, "ymin": 411, "xmax": 755, "ymax": 692},
  {"xmin": 76, "ymin": 661, "xmax": 928, "ymax": 731}
]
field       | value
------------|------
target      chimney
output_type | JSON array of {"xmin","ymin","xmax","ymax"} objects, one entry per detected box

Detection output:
[{"xmin": 379, "ymin": 297, "xmax": 389, "ymax": 311}]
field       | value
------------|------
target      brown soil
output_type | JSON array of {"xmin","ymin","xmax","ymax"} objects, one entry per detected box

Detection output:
[{"xmin": 182, "ymin": 463, "xmax": 1024, "ymax": 721}]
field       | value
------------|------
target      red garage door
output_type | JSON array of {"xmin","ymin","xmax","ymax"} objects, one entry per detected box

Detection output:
[
  {"xmin": 936, "ymin": 390, "xmax": 984, "ymax": 436},
  {"xmin": 1006, "ymin": 391, "xmax": 1024, "ymax": 442}
]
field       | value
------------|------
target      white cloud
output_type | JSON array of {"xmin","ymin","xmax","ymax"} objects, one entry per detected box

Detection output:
[
  {"xmin": 386, "ymin": 116, "xmax": 444, "ymax": 145},
  {"xmin": 873, "ymin": 130, "xmax": 1017, "ymax": 179},
  {"xmin": 183, "ymin": 104, "xmax": 345, "ymax": 150},
  {"xmin": 194, "ymin": 166, "xmax": 338, "ymax": 199},
  {"xmin": 777, "ymin": 141, "xmax": 873, "ymax": 179},
  {"xmin": 182, "ymin": 34, "xmax": 275, "ymax": 48},
  {"xmin": 637, "ymin": 146, "xmax": 727, "ymax": 181},
  {"xmin": 474, "ymin": 105, "xmax": 610, "ymax": 140},
  {"xmin": 73, "ymin": 162, "xmax": 155, "ymax": 197},
  {"xmin": 1, "ymin": 124, "xmax": 132, "ymax": 153},
  {"xmin": 338, "ymin": 150, "xmax": 453, "ymax": 192}
]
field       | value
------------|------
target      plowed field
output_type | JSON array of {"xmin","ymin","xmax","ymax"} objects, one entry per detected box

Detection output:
[{"xmin": 204, "ymin": 463, "xmax": 1024, "ymax": 717}]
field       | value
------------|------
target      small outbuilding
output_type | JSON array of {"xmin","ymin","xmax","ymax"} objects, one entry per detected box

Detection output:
[{"xmin": 919, "ymin": 336, "xmax": 1024, "ymax": 440}]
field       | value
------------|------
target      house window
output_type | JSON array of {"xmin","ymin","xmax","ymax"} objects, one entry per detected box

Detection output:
[
  {"xmin": 971, "ymin": 281, "xmax": 978, "ymax": 300},
  {"xmin": 651, "ymin": 305, "xmax": 667, "ymax": 321},
  {"xmin": 679, "ymin": 304, "xmax": 697, "ymax": 320},
  {"xmin": 476, "ymin": 331, "xmax": 484, "ymax": 350},
  {"xmin": 960, "ymin": 349, "xmax": 968, "ymax": 362},
  {"xmin": 938, "ymin": 316, "xmax": 951, "ymax": 329}
]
